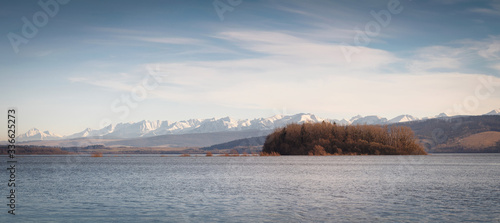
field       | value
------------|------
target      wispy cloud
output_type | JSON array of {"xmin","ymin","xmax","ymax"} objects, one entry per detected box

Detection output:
[
  {"xmin": 68, "ymin": 75, "xmax": 135, "ymax": 92},
  {"xmin": 125, "ymin": 36, "xmax": 205, "ymax": 45},
  {"xmin": 213, "ymin": 30, "xmax": 398, "ymax": 70},
  {"xmin": 69, "ymin": 25, "xmax": 500, "ymax": 118},
  {"xmin": 123, "ymin": 31, "xmax": 499, "ymax": 116},
  {"xmin": 408, "ymin": 35, "xmax": 500, "ymax": 73},
  {"xmin": 475, "ymin": 38, "xmax": 500, "ymax": 60},
  {"xmin": 491, "ymin": 63, "xmax": 500, "ymax": 71},
  {"xmin": 469, "ymin": 2, "xmax": 500, "ymax": 16},
  {"xmin": 84, "ymin": 26, "xmax": 205, "ymax": 47},
  {"xmin": 87, "ymin": 27, "xmax": 149, "ymax": 35}
]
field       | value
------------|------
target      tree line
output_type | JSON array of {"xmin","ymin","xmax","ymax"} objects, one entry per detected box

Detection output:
[{"xmin": 262, "ymin": 122, "xmax": 427, "ymax": 155}]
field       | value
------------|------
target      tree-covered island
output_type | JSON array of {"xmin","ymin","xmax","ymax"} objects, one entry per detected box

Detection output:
[{"xmin": 262, "ymin": 122, "xmax": 427, "ymax": 155}]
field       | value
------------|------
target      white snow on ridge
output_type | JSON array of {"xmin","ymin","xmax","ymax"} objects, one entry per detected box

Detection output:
[
  {"xmin": 485, "ymin": 109, "xmax": 500, "ymax": 115},
  {"xmin": 17, "ymin": 128, "xmax": 63, "ymax": 141},
  {"xmin": 18, "ymin": 109, "xmax": 500, "ymax": 142},
  {"xmin": 388, "ymin": 115, "xmax": 419, "ymax": 124},
  {"xmin": 351, "ymin": 115, "xmax": 388, "ymax": 125}
]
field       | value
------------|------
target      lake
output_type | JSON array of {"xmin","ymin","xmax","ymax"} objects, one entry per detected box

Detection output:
[{"xmin": 1, "ymin": 154, "xmax": 500, "ymax": 222}]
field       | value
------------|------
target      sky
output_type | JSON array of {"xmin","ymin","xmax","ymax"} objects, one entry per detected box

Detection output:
[{"xmin": 1, "ymin": 0, "xmax": 500, "ymax": 139}]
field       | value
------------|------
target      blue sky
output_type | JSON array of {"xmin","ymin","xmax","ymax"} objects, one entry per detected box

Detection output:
[{"xmin": 1, "ymin": 0, "xmax": 500, "ymax": 139}]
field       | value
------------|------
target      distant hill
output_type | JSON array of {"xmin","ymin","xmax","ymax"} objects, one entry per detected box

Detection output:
[
  {"xmin": 396, "ymin": 115, "xmax": 500, "ymax": 153},
  {"xmin": 18, "ymin": 130, "xmax": 271, "ymax": 148},
  {"xmin": 201, "ymin": 136, "xmax": 266, "ymax": 151}
]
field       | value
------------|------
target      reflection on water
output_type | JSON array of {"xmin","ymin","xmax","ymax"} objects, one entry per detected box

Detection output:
[{"xmin": 2, "ymin": 154, "xmax": 500, "ymax": 222}]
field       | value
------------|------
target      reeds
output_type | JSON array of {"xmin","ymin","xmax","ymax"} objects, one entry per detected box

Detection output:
[
  {"xmin": 90, "ymin": 152, "xmax": 103, "ymax": 157},
  {"xmin": 259, "ymin": 151, "xmax": 281, "ymax": 156}
]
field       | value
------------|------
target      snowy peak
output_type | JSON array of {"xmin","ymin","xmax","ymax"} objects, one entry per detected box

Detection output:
[
  {"xmin": 336, "ymin": 118, "xmax": 351, "ymax": 125},
  {"xmin": 436, "ymin": 113, "xmax": 449, "ymax": 118},
  {"xmin": 351, "ymin": 115, "xmax": 388, "ymax": 125},
  {"xmin": 66, "ymin": 125, "xmax": 115, "ymax": 139},
  {"xmin": 18, "ymin": 111, "xmax": 498, "ymax": 142},
  {"xmin": 23, "ymin": 128, "xmax": 41, "ymax": 137},
  {"xmin": 485, "ymin": 109, "xmax": 500, "ymax": 115},
  {"xmin": 191, "ymin": 117, "xmax": 241, "ymax": 133},
  {"xmin": 43, "ymin": 131, "xmax": 62, "ymax": 138},
  {"xmin": 66, "ymin": 128, "xmax": 94, "ymax": 138},
  {"xmin": 18, "ymin": 128, "xmax": 63, "ymax": 141},
  {"xmin": 349, "ymin": 115, "xmax": 363, "ymax": 122},
  {"xmin": 388, "ymin": 114, "xmax": 419, "ymax": 123},
  {"xmin": 286, "ymin": 113, "xmax": 321, "ymax": 123}
]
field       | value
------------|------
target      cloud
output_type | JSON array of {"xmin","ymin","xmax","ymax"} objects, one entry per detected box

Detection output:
[
  {"xmin": 149, "ymin": 60, "xmax": 500, "ymax": 117},
  {"xmin": 67, "ymin": 68, "xmax": 168, "ymax": 94},
  {"xmin": 68, "ymin": 77, "xmax": 88, "ymax": 83},
  {"xmin": 407, "ymin": 46, "xmax": 464, "ymax": 73},
  {"xmin": 125, "ymin": 37, "xmax": 205, "ymax": 45},
  {"xmin": 87, "ymin": 27, "xmax": 146, "ymax": 35},
  {"xmin": 407, "ymin": 35, "xmax": 500, "ymax": 73},
  {"xmin": 476, "ymin": 39, "xmax": 500, "ymax": 60},
  {"xmin": 491, "ymin": 63, "xmax": 500, "ymax": 71},
  {"xmin": 84, "ymin": 26, "xmax": 205, "ymax": 48},
  {"xmin": 469, "ymin": 3, "xmax": 500, "ymax": 16},
  {"xmin": 213, "ymin": 30, "xmax": 398, "ymax": 70},
  {"xmin": 137, "ymin": 30, "xmax": 499, "ymax": 116},
  {"xmin": 69, "ymin": 76, "xmax": 134, "ymax": 92},
  {"xmin": 72, "ymin": 29, "xmax": 500, "ymax": 117}
]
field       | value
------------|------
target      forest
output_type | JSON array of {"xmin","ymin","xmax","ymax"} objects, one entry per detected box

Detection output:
[{"xmin": 262, "ymin": 122, "xmax": 427, "ymax": 155}]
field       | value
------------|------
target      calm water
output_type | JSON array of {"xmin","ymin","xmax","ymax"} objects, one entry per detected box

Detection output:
[{"xmin": 1, "ymin": 154, "xmax": 500, "ymax": 222}]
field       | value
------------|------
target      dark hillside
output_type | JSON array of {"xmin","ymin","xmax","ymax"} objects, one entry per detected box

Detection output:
[
  {"xmin": 262, "ymin": 122, "xmax": 426, "ymax": 155},
  {"xmin": 396, "ymin": 115, "xmax": 500, "ymax": 152}
]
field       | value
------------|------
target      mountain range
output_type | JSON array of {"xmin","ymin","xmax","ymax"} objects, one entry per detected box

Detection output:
[
  {"xmin": 16, "ymin": 110, "xmax": 500, "ymax": 142},
  {"xmin": 204, "ymin": 114, "xmax": 500, "ymax": 154}
]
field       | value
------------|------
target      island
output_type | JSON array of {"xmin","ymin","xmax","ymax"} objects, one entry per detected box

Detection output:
[{"xmin": 262, "ymin": 122, "xmax": 427, "ymax": 155}]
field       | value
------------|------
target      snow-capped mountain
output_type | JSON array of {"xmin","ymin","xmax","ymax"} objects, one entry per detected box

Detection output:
[
  {"xmin": 65, "ymin": 124, "xmax": 115, "ymax": 139},
  {"xmin": 16, "ymin": 113, "xmax": 327, "ymax": 141},
  {"xmin": 421, "ymin": 112, "xmax": 450, "ymax": 120},
  {"xmin": 485, "ymin": 109, "xmax": 500, "ymax": 115},
  {"xmin": 17, "ymin": 128, "xmax": 63, "ymax": 141},
  {"xmin": 17, "ymin": 109, "xmax": 500, "ymax": 142},
  {"xmin": 106, "ymin": 120, "xmax": 162, "ymax": 138},
  {"xmin": 351, "ymin": 115, "xmax": 388, "ymax": 125},
  {"xmin": 388, "ymin": 115, "xmax": 419, "ymax": 123},
  {"xmin": 436, "ymin": 113, "xmax": 449, "ymax": 118},
  {"xmin": 336, "ymin": 118, "xmax": 351, "ymax": 125}
]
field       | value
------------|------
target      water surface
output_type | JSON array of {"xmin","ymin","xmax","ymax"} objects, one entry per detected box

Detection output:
[{"xmin": 1, "ymin": 154, "xmax": 499, "ymax": 222}]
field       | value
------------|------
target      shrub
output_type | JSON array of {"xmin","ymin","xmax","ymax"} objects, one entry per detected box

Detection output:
[
  {"xmin": 260, "ymin": 151, "xmax": 281, "ymax": 156},
  {"xmin": 90, "ymin": 152, "xmax": 103, "ymax": 157}
]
